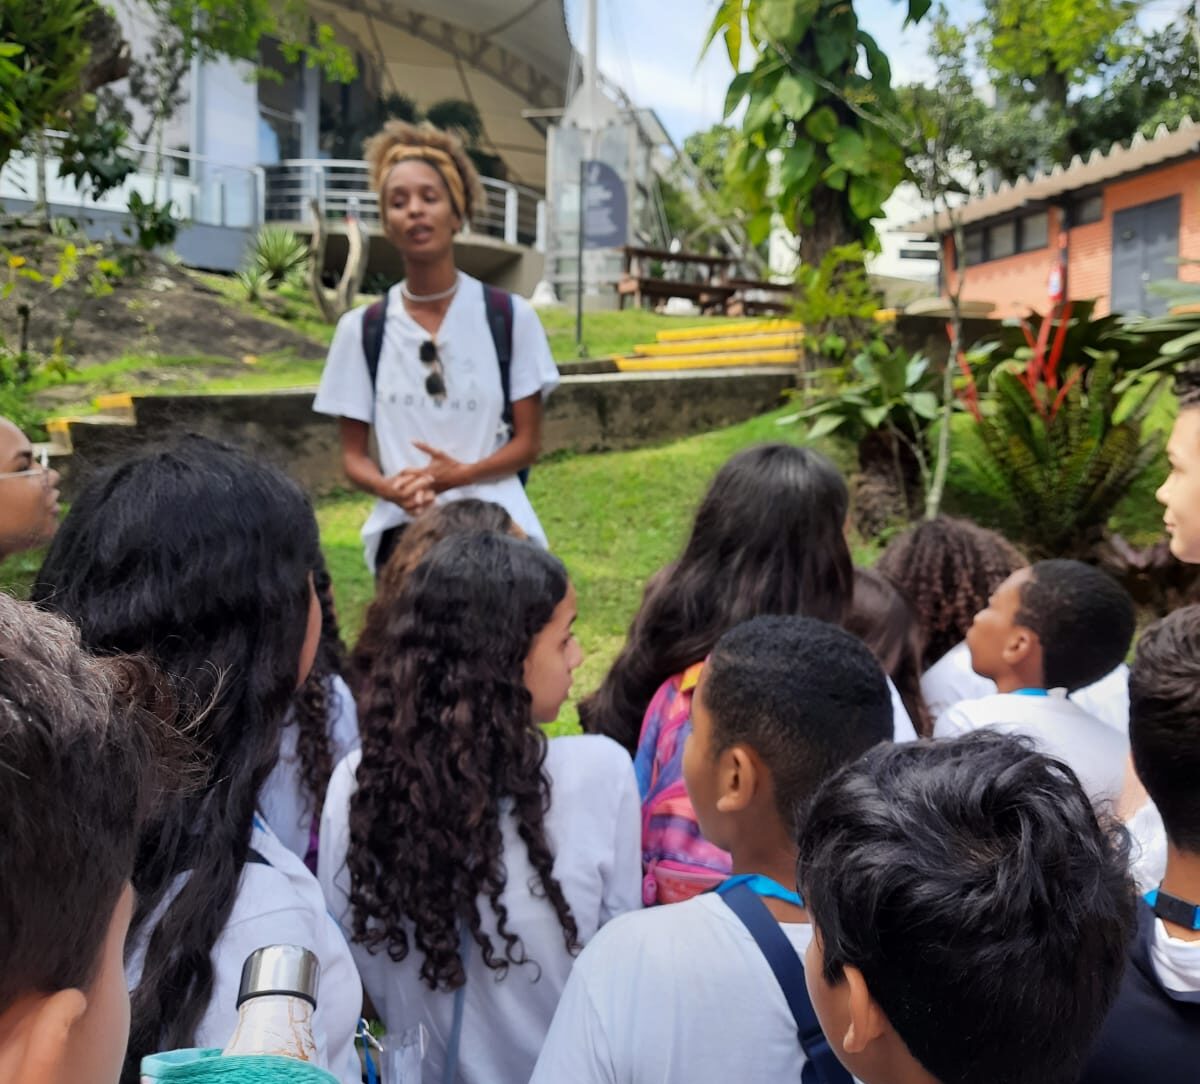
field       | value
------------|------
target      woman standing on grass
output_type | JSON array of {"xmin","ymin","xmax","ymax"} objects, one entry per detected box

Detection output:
[{"xmin": 314, "ymin": 121, "xmax": 560, "ymax": 573}]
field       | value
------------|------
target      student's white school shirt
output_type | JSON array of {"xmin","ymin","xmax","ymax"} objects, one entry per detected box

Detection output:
[
  {"xmin": 126, "ymin": 818, "xmax": 363, "ymax": 1083},
  {"xmin": 318, "ymin": 735, "xmax": 642, "ymax": 1084},
  {"xmin": 1150, "ymin": 916, "xmax": 1200, "ymax": 995},
  {"xmin": 934, "ymin": 690, "xmax": 1128, "ymax": 805},
  {"xmin": 259, "ymin": 674, "xmax": 360, "ymax": 861},
  {"xmin": 313, "ymin": 275, "xmax": 560, "ymax": 570},
  {"xmin": 530, "ymin": 890, "xmax": 813, "ymax": 1084},
  {"xmin": 922, "ymin": 640, "xmax": 1130, "ymax": 733},
  {"xmin": 1126, "ymin": 799, "xmax": 1169, "ymax": 893}
]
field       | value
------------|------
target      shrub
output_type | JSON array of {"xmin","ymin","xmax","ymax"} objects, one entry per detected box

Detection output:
[
  {"xmin": 252, "ymin": 226, "xmax": 308, "ymax": 286},
  {"xmin": 954, "ymin": 303, "xmax": 1166, "ymax": 559}
]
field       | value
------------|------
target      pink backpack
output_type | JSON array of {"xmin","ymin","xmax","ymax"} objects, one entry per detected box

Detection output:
[{"xmin": 633, "ymin": 663, "xmax": 732, "ymax": 905}]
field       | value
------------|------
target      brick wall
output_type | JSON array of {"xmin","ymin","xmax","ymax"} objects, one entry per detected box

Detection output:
[{"xmin": 944, "ymin": 156, "xmax": 1200, "ymax": 317}]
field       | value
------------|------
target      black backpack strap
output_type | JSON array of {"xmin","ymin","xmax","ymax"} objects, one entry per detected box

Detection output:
[
  {"xmin": 482, "ymin": 284, "xmax": 515, "ymax": 425},
  {"xmin": 360, "ymin": 289, "xmax": 390, "ymax": 391},
  {"xmin": 720, "ymin": 882, "xmax": 851, "ymax": 1084},
  {"xmin": 482, "ymin": 284, "xmax": 528, "ymax": 488}
]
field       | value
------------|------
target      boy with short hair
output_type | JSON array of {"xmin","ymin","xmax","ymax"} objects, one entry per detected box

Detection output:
[
  {"xmin": 1082, "ymin": 605, "xmax": 1200, "ymax": 1083},
  {"xmin": 529, "ymin": 615, "xmax": 893, "ymax": 1084},
  {"xmin": 0, "ymin": 593, "xmax": 169, "ymax": 1084},
  {"xmin": 935, "ymin": 558, "xmax": 1135, "ymax": 803},
  {"xmin": 798, "ymin": 731, "xmax": 1136, "ymax": 1084}
]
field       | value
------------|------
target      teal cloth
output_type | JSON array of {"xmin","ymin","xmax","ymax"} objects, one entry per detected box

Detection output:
[{"xmin": 140, "ymin": 1049, "xmax": 340, "ymax": 1083}]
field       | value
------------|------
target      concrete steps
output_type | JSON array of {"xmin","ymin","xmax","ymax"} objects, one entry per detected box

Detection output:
[{"xmin": 613, "ymin": 318, "xmax": 803, "ymax": 373}]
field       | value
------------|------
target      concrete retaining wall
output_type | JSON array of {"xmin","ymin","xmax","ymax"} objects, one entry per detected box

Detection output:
[{"xmin": 58, "ymin": 366, "xmax": 794, "ymax": 498}]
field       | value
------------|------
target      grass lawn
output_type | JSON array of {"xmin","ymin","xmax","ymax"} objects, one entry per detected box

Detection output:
[
  {"xmin": 317, "ymin": 406, "xmax": 864, "ymax": 736},
  {"xmin": 32, "ymin": 298, "xmax": 739, "ymax": 417},
  {"xmin": 1, "ymin": 402, "xmax": 1172, "ymax": 738}
]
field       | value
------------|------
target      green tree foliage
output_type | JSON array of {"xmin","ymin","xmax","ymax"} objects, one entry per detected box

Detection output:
[
  {"xmin": 980, "ymin": 0, "xmax": 1137, "ymax": 115},
  {"xmin": 707, "ymin": 0, "xmax": 931, "ymax": 267},
  {"xmin": 1073, "ymin": 20, "xmax": 1200, "ymax": 155},
  {"xmin": 902, "ymin": 1, "xmax": 1200, "ymax": 183},
  {"xmin": 0, "ymin": 0, "xmax": 94, "ymax": 174}
]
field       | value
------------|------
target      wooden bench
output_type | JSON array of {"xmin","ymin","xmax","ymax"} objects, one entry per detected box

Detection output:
[
  {"xmin": 618, "ymin": 245, "xmax": 736, "ymax": 312},
  {"xmin": 724, "ymin": 278, "xmax": 795, "ymax": 318}
]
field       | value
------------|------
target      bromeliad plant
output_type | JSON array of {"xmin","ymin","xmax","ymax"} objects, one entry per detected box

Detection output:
[
  {"xmin": 782, "ymin": 340, "xmax": 943, "ymax": 534},
  {"xmin": 954, "ymin": 302, "xmax": 1167, "ymax": 559}
]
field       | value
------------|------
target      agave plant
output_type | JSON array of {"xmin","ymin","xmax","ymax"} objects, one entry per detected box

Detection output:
[
  {"xmin": 954, "ymin": 302, "xmax": 1167, "ymax": 559},
  {"xmin": 252, "ymin": 226, "xmax": 308, "ymax": 286}
]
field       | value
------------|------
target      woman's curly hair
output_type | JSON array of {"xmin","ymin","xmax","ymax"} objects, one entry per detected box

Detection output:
[
  {"xmin": 347, "ymin": 500, "xmax": 520, "ymax": 699},
  {"xmin": 290, "ymin": 555, "xmax": 346, "ymax": 821},
  {"xmin": 348, "ymin": 531, "xmax": 580, "ymax": 991},
  {"xmin": 364, "ymin": 119, "xmax": 486, "ymax": 225},
  {"xmin": 876, "ymin": 515, "xmax": 1027, "ymax": 670}
]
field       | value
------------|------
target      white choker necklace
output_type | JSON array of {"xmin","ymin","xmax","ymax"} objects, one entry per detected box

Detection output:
[{"xmin": 401, "ymin": 275, "xmax": 460, "ymax": 304}]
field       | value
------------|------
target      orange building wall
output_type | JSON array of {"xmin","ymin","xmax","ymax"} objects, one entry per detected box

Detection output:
[{"xmin": 943, "ymin": 156, "xmax": 1200, "ymax": 318}]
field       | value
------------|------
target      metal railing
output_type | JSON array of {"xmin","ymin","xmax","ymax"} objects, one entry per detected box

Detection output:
[
  {"xmin": 261, "ymin": 159, "xmax": 545, "ymax": 249},
  {"xmin": 0, "ymin": 139, "xmax": 546, "ymax": 252},
  {"xmin": 0, "ymin": 133, "xmax": 263, "ymax": 229}
]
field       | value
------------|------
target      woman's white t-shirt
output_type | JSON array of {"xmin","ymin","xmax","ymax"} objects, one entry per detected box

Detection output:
[
  {"xmin": 259, "ymin": 674, "xmax": 361, "ymax": 862},
  {"xmin": 318, "ymin": 735, "xmax": 643, "ymax": 1084},
  {"xmin": 127, "ymin": 818, "xmax": 364, "ymax": 1083},
  {"xmin": 313, "ymin": 275, "xmax": 560, "ymax": 569}
]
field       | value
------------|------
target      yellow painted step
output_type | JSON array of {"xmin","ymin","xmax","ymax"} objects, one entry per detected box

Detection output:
[
  {"xmin": 93, "ymin": 392, "xmax": 134, "ymax": 412},
  {"xmin": 634, "ymin": 331, "xmax": 802, "ymax": 357},
  {"xmin": 655, "ymin": 319, "xmax": 802, "ymax": 343},
  {"xmin": 613, "ymin": 350, "xmax": 799, "ymax": 372}
]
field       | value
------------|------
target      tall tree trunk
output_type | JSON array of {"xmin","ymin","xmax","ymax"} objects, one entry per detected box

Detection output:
[{"xmin": 796, "ymin": 185, "xmax": 854, "ymax": 270}]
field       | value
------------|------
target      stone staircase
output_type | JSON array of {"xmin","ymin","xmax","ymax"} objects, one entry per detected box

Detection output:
[{"xmin": 611, "ymin": 319, "xmax": 803, "ymax": 373}]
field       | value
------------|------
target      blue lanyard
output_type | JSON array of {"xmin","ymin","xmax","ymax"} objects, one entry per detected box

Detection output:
[
  {"xmin": 1146, "ymin": 888, "xmax": 1200, "ymax": 931},
  {"xmin": 1012, "ymin": 688, "xmax": 1049, "ymax": 697},
  {"xmin": 716, "ymin": 873, "xmax": 804, "ymax": 908}
]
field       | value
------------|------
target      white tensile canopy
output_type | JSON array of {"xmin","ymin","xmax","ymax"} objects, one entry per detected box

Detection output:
[{"xmin": 308, "ymin": 0, "xmax": 575, "ymax": 188}]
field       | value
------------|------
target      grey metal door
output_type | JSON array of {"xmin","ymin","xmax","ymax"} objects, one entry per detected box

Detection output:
[{"xmin": 1111, "ymin": 195, "xmax": 1181, "ymax": 316}]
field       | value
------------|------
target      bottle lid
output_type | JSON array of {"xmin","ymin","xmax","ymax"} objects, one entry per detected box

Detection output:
[{"xmin": 236, "ymin": 945, "xmax": 320, "ymax": 1008}]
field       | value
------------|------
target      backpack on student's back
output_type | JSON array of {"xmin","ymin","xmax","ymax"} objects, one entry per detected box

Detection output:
[
  {"xmin": 635, "ymin": 663, "xmax": 734, "ymax": 904},
  {"xmin": 359, "ymin": 283, "xmax": 529, "ymax": 486}
]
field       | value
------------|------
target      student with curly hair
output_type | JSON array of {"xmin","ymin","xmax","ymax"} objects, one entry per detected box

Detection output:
[
  {"xmin": 314, "ymin": 120, "xmax": 560, "ymax": 573},
  {"xmin": 31, "ymin": 437, "xmax": 362, "ymax": 1084},
  {"xmin": 876, "ymin": 515, "xmax": 1026, "ymax": 671},
  {"xmin": 346, "ymin": 498, "xmax": 522, "ymax": 698},
  {"xmin": 262, "ymin": 557, "xmax": 360, "ymax": 869},
  {"xmin": 319, "ymin": 532, "xmax": 640, "ymax": 1084}
]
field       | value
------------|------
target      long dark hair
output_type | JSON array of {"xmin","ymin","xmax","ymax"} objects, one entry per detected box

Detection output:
[
  {"xmin": 290, "ymin": 555, "xmax": 345, "ymax": 821},
  {"xmin": 845, "ymin": 567, "xmax": 932, "ymax": 737},
  {"xmin": 348, "ymin": 500, "xmax": 519, "ymax": 699},
  {"xmin": 348, "ymin": 531, "xmax": 580, "ymax": 990},
  {"xmin": 876, "ymin": 515, "xmax": 1026, "ymax": 669},
  {"xmin": 578, "ymin": 444, "xmax": 854, "ymax": 754},
  {"xmin": 30, "ymin": 436, "xmax": 320, "ymax": 1084}
]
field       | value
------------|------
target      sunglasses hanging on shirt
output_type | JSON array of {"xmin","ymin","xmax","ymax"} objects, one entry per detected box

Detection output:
[{"xmin": 419, "ymin": 340, "xmax": 447, "ymax": 402}]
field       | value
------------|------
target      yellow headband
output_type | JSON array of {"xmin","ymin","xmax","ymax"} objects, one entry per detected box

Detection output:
[{"xmin": 378, "ymin": 146, "xmax": 467, "ymax": 220}]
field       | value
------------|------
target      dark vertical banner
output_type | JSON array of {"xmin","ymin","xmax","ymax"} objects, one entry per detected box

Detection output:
[{"xmin": 582, "ymin": 160, "xmax": 627, "ymax": 250}]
